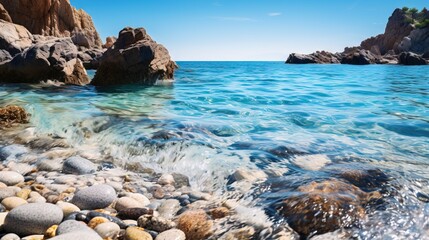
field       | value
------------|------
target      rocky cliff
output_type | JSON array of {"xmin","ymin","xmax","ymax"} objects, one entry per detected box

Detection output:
[{"xmin": 0, "ymin": 0, "xmax": 102, "ymax": 49}]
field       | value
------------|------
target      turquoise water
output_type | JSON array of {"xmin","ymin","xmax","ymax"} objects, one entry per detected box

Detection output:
[{"xmin": 1, "ymin": 62, "xmax": 429, "ymax": 238}]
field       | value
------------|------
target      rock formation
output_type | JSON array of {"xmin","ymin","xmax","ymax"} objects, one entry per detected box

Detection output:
[
  {"xmin": 286, "ymin": 8, "xmax": 429, "ymax": 65},
  {"xmin": 0, "ymin": 20, "xmax": 33, "ymax": 56},
  {"xmin": 92, "ymin": 27, "xmax": 177, "ymax": 86},
  {"xmin": 0, "ymin": 0, "xmax": 102, "ymax": 49},
  {"xmin": 398, "ymin": 51, "xmax": 427, "ymax": 65}
]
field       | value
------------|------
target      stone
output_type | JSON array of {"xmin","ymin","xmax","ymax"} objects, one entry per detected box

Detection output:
[
  {"xmin": 0, "ymin": 49, "xmax": 11, "ymax": 63},
  {"xmin": 114, "ymin": 197, "xmax": 145, "ymax": 212},
  {"xmin": 0, "ymin": 3, "xmax": 11, "ymax": 22},
  {"xmin": 71, "ymin": 184, "xmax": 116, "ymax": 210},
  {"xmin": 341, "ymin": 49, "xmax": 379, "ymax": 65},
  {"xmin": 0, "ymin": 187, "xmax": 19, "ymax": 201},
  {"xmin": 157, "ymin": 174, "xmax": 175, "ymax": 185},
  {"xmin": 231, "ymin": 169, "xmax": 267, "ymax": 183},
  {"xmin": 124, "ymin": 226, "xmax": 153, "ymax": 240},
  {"xmin": 7, "ymin": 162, "xmax": 34, "ymax": 175},
  {"xmin": 63, "ymin": 156, "xmax": 97, "ymax": 175},
  {"xmin": 56, "ymin": 201, "xmax": 80, "ymax": 217},
  {"xmin": 92, "ymin": 27, "xmax": 177, "ymax": 86},
  {"xmin": 292, "ymin": 154, "xmax": 331, "ymax": 171},
  {"xmin": 286, "ymin": 51, "xmax": 341, "ymax": 64},
  {"xmin": 87, "ymin": 216, "xmax": 109, "ymax": 229},
  {"xmin": 171, "ymin": 173, "xmax": 190, "ymax": 188},
  {"xmin": 117, "ymin": 208, "xmax": 153, "ymax": 220},
  {"xmin": 127, "ymin": 193, "xmax": 150, "ymax": 206},
  {"xmin": 1, "ymin": 196, "xmax": 27, "ymax": 210},
  {"xmin": 103, "ymin": 36, "xmax": 116, "ymax": 49},
  {"xmin": 94, "ymin": 222, "xmax": 120, "ymax": 239},
  {"xmin": 3, "ymin": 203, "xmax": 63, "ymax": 236},
  {"xmin": 279, "ymin": 179, "xmax": 381, "ymax": 237},
  {"xmin": 158, "ymin": 199, "xmax": 181, "ymax": 219},
  {"xmin": 0, "ymin": 20, "xmax": 33, "ymax": 56},
  {"xmin": 44, "ymin": 225, "xmax": 58, "ymax": 239},
  {"xmin": 0, "ymin": 0, "xmax": 102, "ymax": 49},
  {"xmin": 177, "ymin": 210, "xmax": 213, "ymax": 240},
  {"xmin": 0, "ymin": 233, "xmax": 20, "ymax": 240},
  {"xmin": 36, "ymin": 159, "xmax": 63, "ymax": 172},
  {"xmin": 56, "ymin": 220, "xmax": 92, "ymax": 235},
  {"xmin": 155, "ymin": 229, "xmax": 186, "ymax": 240},
  {"xmin": 398, "ymin": 52, "xmax": 427, "ymax": 65},
  {"xmin": 49, "ymin": 231, "xmax": 102, "ymax": 240},
  {"xmin": 0, "ymin": 106, "xmax": 29, "ymax": 128},
  {"xmin": 209, "ymin": 207, "xmax": 229, "ymax": 219},
  {"xmin": 0, "ymin": 171, "xmax": 24, "ymax": 186},
  {"xmin": 138, "ymin": 215, "xmax": 176, "ymax": 232},
  {"xmin": 16, "ymin": 188, "xmax": 31, "ymax": 200},
  {"xmin": 20, "ymin": 235, "xmax": 44, "ymax": 240}
]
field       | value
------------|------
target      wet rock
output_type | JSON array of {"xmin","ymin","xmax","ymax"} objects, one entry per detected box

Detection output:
[
  {"xmin": 157, "ymin": 174, "xmax": 175, "ymax": 185},
  {"xmin": 209, "ymin": 207, "xmax": 229, "ymax": 219},
  {"xmin": 335, "ymin": 167, "xmax": 390, "ymax": 190},
  {"xmin": 124, "ymin": 226, "xmax": 153, "ymax": 240},
  {"xmin": 94, "ymin": 222, "xmax": 120, "ymax": 239},
  {"xmin": 171, "ymin": 173, "xmax": 190, "ymax": 188},
  {"xmin": 92, "ymin": 27, "xmax": 177, "ymax": 86},
  {"xmin": 1, "ymin": 196, "xmax": 27, "ymax": 210},
  {"xmin": 137, "ymin": 215, "xmax": 176, "ymax": 232},
  {"xmin": 37, "ymin": 159, "xmax": 63, "ymax": 172},
  {"xmin": 398, "ymin": 52, "xmax": 427, "ymax": 65},
  {"xmin": 117, "ymin": 207, "xmax": 153, "ymax": 220},
  {"xmin": 158, "ymin": 199, "xmax": 180, "ymax": 219},
  {"xmin": 177, "ymin": 210, "xmax": 213, "ymax": 240},
  {"xmin": 7, "ymin": 162, "xmax": 34, "ymax": 175},
  {"xmin": 231, "ymin": 169, "xmax": 267, "ymax": 183},
  {"xmin": 114, "ymin": 197, "xmax": 145, "ymax": 212},
  {"xmin": 71, "ymin": 184, "xmax": 116, "ymax": 210},
  {"xmin": 3, "ymin": 203, "xmax": 63, "ymax": 236},
  {"xmin": 56, "ymin": 220, "xmax": 92, "ymax": 235},
  {"xmin": 0, "ymin": 171, "xmax": 24, "ymax": 185},
  {"xmin": 0, "ymin": 106, "xmax": 29, "ymax": 128},
  {"xmin": 63, "ymin": 156, "xmax": 97, "ymax": 175},
  {"xmin": 222, "ymin": 226, "xmax": 255, "ymax": 240},
  {"xmin": 155, "ymin": 229, "xmax": 186, "ymax": 240},
  {"xmin": 279, "ymin": 179, "xmax": 381, "ymax": 237},
  {"xmin": 292, "ymin": 154, "xmax": 331, "ymax": 171},
  {"xmin": 0, "ymin": 233, "xmax": 20, "ymax": 240}
]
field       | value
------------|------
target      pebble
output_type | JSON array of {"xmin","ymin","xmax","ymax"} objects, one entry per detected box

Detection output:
[
  {"xmin": 117, "ymin": 208, "xmax": 153, "ymax": 220},
  {"xmin": 0, "ymin": 233, "xmax": 20, "ymax": 240},
  {"xmin": 0, "ymin": 145, "xmax": 28, "ymax": 161},
  {"xmin": 1, "ymin": 196, "xmax": 27, "ymax": 210},
  {"xmin": 94, "ymin": 222, "xmax": 120, "ymax": 239},
  {"xmin": 63, "ymin": 156, "xmax": 97, "ymax": 175},
  {"xmin": 16, "ymin": 188, "xmax": 32, "ymax": 200},
  {"xmin": 87, "ymin": 216, "xmax": 109, "ymax": 228},
  {"xmin": 177, "ymin": 210, "xmax": 213, "ymax": 240},
  {"xmin": 44, "ymin": 225, "xmax": 58, "ymax": 238},
  {"xmin": 36, "ymin": 159, "xmax": 63, "ymax": 172},
  {"xmin": 158, "ymin": 199, "xmax": 181, "ymax": 219},
  {"xmin": 157, "ymin": 174, "xmax": 175, "ymax": 185},
  {"xmin": 124, "ymin": 226, "xmax": 153, "ymax": 240},
  {"xmin": 71, "ymin": 184, "xmax": 116, "ymax": 210},
  {"xmin": 138, "ymin": 215, "xmax": 176, "ymax": 232},
  {"xmin": 56, "ymin": 202, "xmax": 80, "ymax": 217},
  {"xmin": 127, "ymin": 193, "xmax": 150, "ymax": 206},
  {"xmin": 0, "ymin": 171, "xmax": 24, "ymax": 186},
  {"xmin": 56, "ymin": 220, "xmax": 92, "ymax": 235},
  {"xmin": 231, "ymin": 169, "xmax": 267, "ymax": 183},
  {"xmin": 7, "ymin": 162, "xmax": 34, "ymax": 175},
  {"xmin": 21, "ymin": 235, "xmax": 44, "ymax": 240},
  {"xmin": 49, "ymin": 231, "xmax": 102, "ymax": 240},
  {"xmin": 87, "ymin": 211, "xmax": 128, "ymax": 229},
  {"xmin": 152, "ymin": 186, "xmax": 165, "ymax": 199},
  {"xmin": 3, "ymin": 203, "xmax": 63, "ymax": 236},
  {"xmin": 155, "ymin": 229, "xmax": 186, "ymax": 240},
  {"xmin": 114, "ymin": 197, "xmax": 145, "ymax": 212},
  {"xmin": 292, "ymin": 154, "xmax": 331, "ymax": 171},
  {"xmin": 0, "ymin": 187, "xmax": 20, "ymax": 201},
  {"xmin": 171, "ymin": 173, "xmax": 190, "ymax": 188}
]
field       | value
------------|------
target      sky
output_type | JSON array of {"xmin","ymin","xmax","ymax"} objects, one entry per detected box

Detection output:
[{"xmin": 71, "ymin": 0, "xmax": 428, "ymax": 61}]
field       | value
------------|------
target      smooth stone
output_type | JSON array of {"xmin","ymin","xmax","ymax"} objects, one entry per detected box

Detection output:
[
  {"xmin": 0, "ymin": 233, "xmax": 20, "ymax": 240},
  {"xmin": 94, "ymin": 222, "xmax": 120, "ymax": 239},
  {"xmin": 56, "ymin": 220, "xmax": 92, "ymax": 235},
  {"xmin": 63, "ymin": 156, "xmax": 97, "ymax": 175},
  {"xmin": 117, "ymin": 208, "xmax": 153, "ymax": 220},
  {"xmin": 3, "ymin": 203, "xmax": 63, "ymax": 236},
  {"xmin": 123, "ymin": 219, "xmax": 138, "ymax": 226},
  {"xmin": 27, "ymin": 197, "xmax": 46, "ymax": 203},
  {"xmin": 127, "ymin": 193, "xmax": 150, "ymax": 206},
  {"xmin": 158, "ymin": 199, "xmax": 181, "ymax": 219},
  {"xmin": 138, "ymin": 215, "xmax": 176, "ymax": 232},
  {"xmin": 171, "ymin": 173, "xmax": 190, "ymax": 188},
  {"xmin": 155, "ymin": 229, "xmax": 186, "ymax": 240},
  {"xmin": 49, "ymin": 231, "xmax": 102, "ymax": 240},
  {"xmin": 21, "ymin": 235, "xmax": 44, "ymax": 240},
  {"xmin": 71, "ymin": 184, "xmax": 116, "ymax": 210},
  {"xmin": 7, "ymin": 162, "xmax": 33, "ymax": 175},
  {"xmin": 56, "ymin": 202, "xmax": 80, "ymax": 217},
  {"xmin": 124, "ymin": 226, "xmax": 153, "ymax": 240},
  {"xmin": 114, "ymin": 197, "xmax": 144, "ymax": 212},
  {"xmin": 157, "ymin": 174, "xmax": 175, "ymax": 185},
  {"xmin": 36, "ymin": 159, "xmax": 63, "ymax": 172},
  {"xmin": 0, "ymin": 145, "xmax": 28, "ymax": 161},
  {"xmin": 0, "ymin": 187, "xmax": 20, "ymax": 201},
  {"xmin": 1, "ymin": 197, "xmax": 27, "ymax": 210},
  {"xmin": 231, "ymin": 169, "xmax": 267, "ymax": 183},
  {"xmin": 177, "ymin": 210, "xmax": 213, "ymax": 240},
  {"xmin": 292, "ymin": 154, "xmax": 331, "ymax": 171},
  {"xmin": 86, "ymin": 211, "xmax": 128, "ymax": 229},
  {"xmin": 0, "ymin": 171, "xmax": 24, "ymax": 186}
]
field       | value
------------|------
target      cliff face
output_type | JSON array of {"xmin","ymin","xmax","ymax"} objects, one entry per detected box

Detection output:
[{"xmin": 0, "ymin": 0, "xmax": 102, "ymax": 49}]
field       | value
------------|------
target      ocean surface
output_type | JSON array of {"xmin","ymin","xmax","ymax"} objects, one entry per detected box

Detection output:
[{"xmin": 1, "ymin": 62, "xmax": 428, "ymax": 238}]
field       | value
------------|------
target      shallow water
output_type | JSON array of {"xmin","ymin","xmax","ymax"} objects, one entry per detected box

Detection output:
[{"xmin": 1, "ymin": 62, "xmax": 428, "ymax": 238}]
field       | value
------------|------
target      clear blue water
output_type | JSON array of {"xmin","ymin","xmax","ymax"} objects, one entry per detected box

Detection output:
[{"xmin": 0, "ymin": 62, "xmax": 428, "ymax": 238}]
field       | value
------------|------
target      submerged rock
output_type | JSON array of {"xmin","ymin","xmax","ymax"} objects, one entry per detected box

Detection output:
[
  {"xmin": 398, "ymin": 52, "xmax": 427, "ymax": 65},
  {"xmin": 177, "ymin": 210, "xmax": 213, "ymax": 240},
  {"xmin": 279, "ymin": 179, "xmax": 381, "ymax": 237},
  {"xmin": 63, "ymin": 156, "xmax": 97, "ymax": 175},
  {"xmin": 71, "ymin": 184, "xmax": 116, "ymax": 210},
  {"xmin": 92, "ymin": 27, "xmax": 177, "ymax": 86},
  {"xmin": 0, "ymin": 106, "xmax": 29, "ymax": 127}
]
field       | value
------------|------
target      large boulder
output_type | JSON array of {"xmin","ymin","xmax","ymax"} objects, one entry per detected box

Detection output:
[
  {"xmin": 92, "ymin": 27, "xmax": 177, "ymax": 86},
  {"xmin": 399, "ymin": 28, "xmax": 429, "ymax": 54},
  {"xmin": 77, "ymin": 48, "xmax": 104, "ymax": 69},
  {"xmin": 0, "ymin": 20, "xmax": 33, "ymax": 56},
  {"xmin": 0, "ymin": 37, "xmax": 90, "ymax": 85},
  {"xmin": 286, "ymin": 51, "xmax": 341, "ymax": 64},
  {"xmin": 0, "ymin": 0, "xmax": 102, "ymax": 49},
  {"xmin": 0, "ymin": 3, "xmax": 11, "ymax": 22},
  {"xmin": 341, "ymin": 49, "xmax": 380, "ymax": 65},
  {"xmin": 398, "ymin": 52, "xmax": 427, "ymax": 65}
]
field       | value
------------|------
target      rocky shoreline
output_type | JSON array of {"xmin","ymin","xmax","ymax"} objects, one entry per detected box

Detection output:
[{"xmin": 286, "ymin": 8, "xmax": 429, "ymax": 65}]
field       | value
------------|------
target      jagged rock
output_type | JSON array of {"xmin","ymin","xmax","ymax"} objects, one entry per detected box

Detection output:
[
  {"xmin": 78, "ymin": 48, "xmax": 104, "ymax": 69},
  {"xmin": 0, "ymin": 3, "xmax": 11, "ymax": 22},
  {"xmin": 341, "ymin": 49, "xmax": 380, "ymax": 65},
  {"xmin": 0, "ymin": 20, "xmax": 33, "ymax": 56},
  {"xmin": 103, "ymin": 36, "xmax": 116, "ymax": 49},
  {"xmin": 92, "ymin": 27, "xmax": 177, "ymax": 86},
  {"xmin": 361, "ymin": 8, "xmax": 415, "ymax": 54},
  {"xmin": 0, "ymin": 38, "xmax": 90, "ymax": 85},
  {"xmin": 0, "ymin": 49, "xmax": 11, "ymax": 63},
  {"xmin": 398, "ymin": 52, "xmax": 427, "ymax": 65},
  {"xmin": 400, "ymin": 28, "xmax": 429, "ymax": 54},
  {"xmin": 280, "ymin": 179, "xmax": 381, "ymax": 237},
  {"xmin": 286, "ymin": 51, "xmax": 340, "ymax": 64},
  {"xmin": 0, "ymin": 0, "xmax": 102, "ymax": 49}
]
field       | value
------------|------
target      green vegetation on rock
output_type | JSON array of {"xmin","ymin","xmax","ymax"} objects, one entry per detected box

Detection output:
[{"xmin": 403, "ymin": 7, "xmax": 429, "ymax": 29}]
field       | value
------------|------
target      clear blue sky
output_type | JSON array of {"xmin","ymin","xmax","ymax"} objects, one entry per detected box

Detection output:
[{"xmin": 71, "ymin": 0, "xmax": 428, "ymax": 61}]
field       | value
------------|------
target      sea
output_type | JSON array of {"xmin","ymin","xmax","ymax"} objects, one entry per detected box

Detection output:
[{"xmin": 0, "ymin": 61, "xmax": 428, "ymax": 239}]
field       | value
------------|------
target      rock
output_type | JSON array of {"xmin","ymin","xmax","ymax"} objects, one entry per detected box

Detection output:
[
  {"xmin": 138, "ymin": 215, "xmax": 176, "ymax": 232},
  {"xmin": 222, "ymin": 227, "xmax": 255, "ymax": 240},
  {"xmin": 171, "ymin": 173, "xmax": 190, "ymax": 188},
  {"xmin": 78, "ymin": 48, "xmax": 104, "ymax": 69},
  {"xmin": 94, "ymin": 222, "xmax": 120, "ymax": 239},
  {"xmin": 1, "ymin": 196, "xmax": 27, "ymax": 210},
  {"xmin": 157, "ymin": 174, "xmax": 175, "ymax": 185},
  {"xmin": 87, "ymin": 216, "xmax": 109, "ymax": 229},
  {"xmin": 286, "ymin": 51, "xmax": 341, "ymax": 64},
  {"xmin": 37, "ymin": 159, "xmax": 63, "ymax": 172},
  {"xmin": 231, "ymin": 169, "xmax": 267, "ymax": 183},
  {"xmin": 291, "ymin": 154, "xmax": 331, "ymax": 171},
  {"xmin": 0, "ymin": 38, "xmax": 90, "ymax": 85},
  {"xmin": 92, "ymin": 27, "xmax": 177, "ymax": 86},
  {"xmin": 279, "ymin": 179, "xmax": 381, "ymax": 237},
  {"xmin": 49, "ymin": 231, "xmax": 102, "ymax": 240},
  {"xmin": 0, "ymin": 187, "xmax": 19, "ymax": 201},
  {"xmin": 117, "ymin": 208, "xmax": 153, "ymax": 220},
  {"xmin": 44, "ymin": 225, "xmax": 58, "ymax": 239},
  {"xmin": 177, "ymin": 210, "xmax": 213, "ymax": 240},
  {"xmin": 341, "ymin": 49, "xmax": 379, "ymax": 65},
  {"xmin": 63, "ymin": 156, "xmax": 97, "ymax": 175},
  {"xmin": 155, "ymin": 229, "xmax": 186, "ymax": 240},
  {"xmin": 398, "ymin": 52, "xmax": 427, "ymax": 65},
  {"xmin": 124, "ymin": 226, "xmax": 153, "ymax": 240},
  {"xmin": 127, "ymin": 193, "xmax": 150, "ymax": 207},
  {"xmin": 103, "ymin": 36, "xmax": 116, "ymax": 49},
  {"xmin": 56, "ymin": 220, "xmax": 92, "ymax": 235},
  {"xmin": 0, "ymin": 49, "xmax": 11, "ymax": 63},
  {"xmin": 0, "ymin": 20, "xmax": 33, "ymax": 56},
  {"xmin": 0, "ymin": 106, "xmax": 29, "ymax": 128},
  {"xmin": 158, "ymin": 199, "xmax": 181, "ymax": 219},
  {"xmin": 56, "ymin": 202, "xmax": 80, "ymax": 217},
  {"xmin": 86, "ymin": 211, "xmax": 128, "ymax": 229},
  {"xmin": 114, "ymin": 197, "xmax": 146, "ymax": 212},
  {"xmin": 0, "ymin": 0, "xmax": 102, "ymax": 49},
  {"xmin": 209, "ymin": 207, "xmax": 229, "ymax": 219},
  {"xmin": 71, "ymin": 184, "xmax": 116, "ymax": 210},
  {"xmin": 0, "ymin": 233, "xmax": 20, "ymax": 240},
  {"xmin": 0, "ymin": 171, "xmax": 24, "ymax": 186},
  {"xmin": 7, "ymin": 162, "xmax": 34, "ymax": 175},
  {"xmin": 0, "ymin": 3, "xmax": 11, "ymax": 22},
  {"xmin": 3, "ymin": 203, "xmax": 63, "ymax": 236}
]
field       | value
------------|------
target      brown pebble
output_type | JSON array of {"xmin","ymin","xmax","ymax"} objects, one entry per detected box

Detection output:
[
  {"xmin": 31, "ymin": 184, "xmax": 46, "ymax": 192},
  {"xmin": 177, "ymin": 210, "xmax": 213, "ymax": 240},
  {"xmin": 88, "ymin": 217, "xmax": 110, "ymax": 228},
  {"xmin": 44, "ymin": 225, "xmax": 58, "ymax": 238},
  {"xmin": 152, "ymin": 186, "xmax": 165, "ymax": 199},
  {"xmin": 209, "ymin": 207, "xmax": 229, "ymax": 219},
  {"xmin": 117, "ymin": 208, "xmax": 153, "ymax": 220},
  {"xmin": 17, "ymin": 188, "xmax": 32, "ymax": 200}
]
